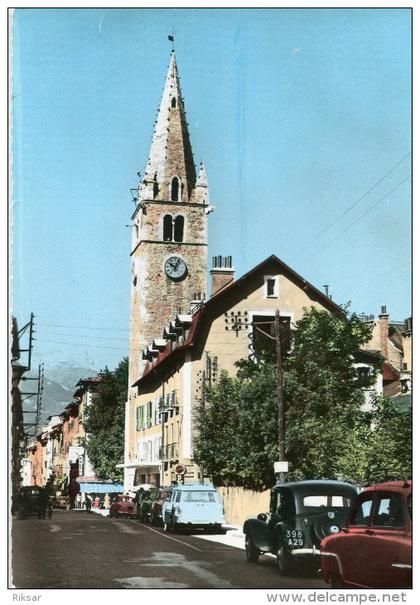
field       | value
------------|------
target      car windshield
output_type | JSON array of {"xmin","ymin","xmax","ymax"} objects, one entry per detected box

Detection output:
[
  {"xmin": 181, "ymin": 491, "xmax": 216, "ymax": 503},
  {"xmin": 303, "ymin": 495, "xmax": 352, "ymax": 508},
  {"xmin": 372, "ymin": 494, "xmax": 404, "ymax": 528}
]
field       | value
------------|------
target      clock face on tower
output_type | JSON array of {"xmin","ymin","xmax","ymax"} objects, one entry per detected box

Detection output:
[{"xmin": 164, "ymin": 256, "xmax": 188, "ymax": 281}]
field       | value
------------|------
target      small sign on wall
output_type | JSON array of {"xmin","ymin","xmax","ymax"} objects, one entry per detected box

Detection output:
[{"xmin": 274, "ymin": 461, "xmax": 289, "ymax": 474}]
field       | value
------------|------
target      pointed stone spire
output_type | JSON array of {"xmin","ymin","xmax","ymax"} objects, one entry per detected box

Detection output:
[
  {"xmin": 139, "ymin": 52, "xmax": 196, "ymax": 203},
  {"xmin": 191, "ymin": 160, "xmax": 210, "ymax": 205},
  {"xmin": 196, "ymin": 161, "xmax": 208, "ymax": 188}
]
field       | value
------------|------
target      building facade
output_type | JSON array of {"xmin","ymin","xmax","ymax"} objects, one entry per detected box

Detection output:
[
  {"xmin": 361, "ymin": 307, "xmax": 412, "ymax": 398},
  {"xmin": 22, "ymin": 375, "xmax": 104, "ymax": 507},
  {"xmin": 125, "ymin": 254, "xmax": 348, "ymax": 489}
]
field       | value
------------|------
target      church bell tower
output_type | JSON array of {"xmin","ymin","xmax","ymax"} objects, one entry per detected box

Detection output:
[{"xmin": 129, "ymin": 51, "xmax": 212, "ymax": 387}]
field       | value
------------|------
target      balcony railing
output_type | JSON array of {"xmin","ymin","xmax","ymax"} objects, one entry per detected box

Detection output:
[{"xmin": 159, "ymin": 443, "xmax": 179, "ymax": 461}]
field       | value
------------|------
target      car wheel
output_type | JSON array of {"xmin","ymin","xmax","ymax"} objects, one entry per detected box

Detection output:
[
  {"xmin": 245, "ymin": 535, "xmax": 260, "ymax": 563},
  {"xmin": 276, "ymin": 545, "xmax": 292, "ymax": 575}
]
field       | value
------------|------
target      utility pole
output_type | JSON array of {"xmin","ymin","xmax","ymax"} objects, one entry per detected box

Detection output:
[
  {"xmin": 274, "ymin": 309, "xmax": 286, "ymax": 482},
  {"xmin": 21, "ymin": 363, "xmax": 44, "ymax": 438},
  {"xmin": 11, "ymin": 313, "xmax": 36, "ymax": 504},
  {"xmin": 224, "ymin": 308, "xmax": 289, "ymax": 482},
  {"xmin": 14, "ymin": 312, "xmax": 35, "ymax": 371}
]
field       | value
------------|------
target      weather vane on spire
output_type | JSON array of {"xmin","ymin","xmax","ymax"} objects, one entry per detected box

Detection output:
[{"xmin": 168, "ymin": 30, "xmax": 175, "ymax": 51}]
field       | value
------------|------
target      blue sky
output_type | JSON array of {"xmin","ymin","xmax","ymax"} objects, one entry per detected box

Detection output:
[{"xmin": 11, "ymin": 8, "xmax": 412, "ymax": 372}]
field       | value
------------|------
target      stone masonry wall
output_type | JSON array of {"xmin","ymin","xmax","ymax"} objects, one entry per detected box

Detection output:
[{"xmin": 129, "ymin": 201, "xmax": 207, "ymax": 385}]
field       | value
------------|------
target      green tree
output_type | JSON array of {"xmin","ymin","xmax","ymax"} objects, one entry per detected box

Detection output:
[
  {"xmin": 284, "ymin": 307, "xmax": 373, "ymax": 480},
  {"xmin": 194, "ymin": 357, "xmax": 279, "ymax": 490},
  {"xmin": 195, "ymin": 307, "xmax": 384, "ymax": 489},
  {"xmin": 363, "ymin": 395, "xmax": 411, "ymax": 484},
  {"xmin": 336, "ymin": 395, "xmax": 412, "ymax": 485},
  {"xmin": 195, "ymin": 307, "xmax": 411, "ymax": 489},
  {"xmin": 83, "ymin": 357, "xmax": 128, "ymax": 482}
]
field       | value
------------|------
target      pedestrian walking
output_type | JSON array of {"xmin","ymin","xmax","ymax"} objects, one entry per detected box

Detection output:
[{"xmin": 37, "ymin": 488, "xmax": 48, "ymax": 519}]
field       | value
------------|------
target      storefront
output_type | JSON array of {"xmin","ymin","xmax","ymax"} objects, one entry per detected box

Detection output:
[
  {"xmin": 117, "ymin": 462, "xmax": 160, "ymax": 494},
  {"xmin": 76, "ymin": 478, "xmax": 123, "ymax": 509}
]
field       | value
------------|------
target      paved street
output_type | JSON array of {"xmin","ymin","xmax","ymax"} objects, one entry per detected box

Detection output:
[{"xmin": 11, "ymin": 509, "xmax": 325, "ymax": 589}]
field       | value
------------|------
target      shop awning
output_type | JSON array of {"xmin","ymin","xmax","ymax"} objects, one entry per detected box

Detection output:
[{"xmin": 76, "ymin": 482, "xmax": 123, "ymax": 494}]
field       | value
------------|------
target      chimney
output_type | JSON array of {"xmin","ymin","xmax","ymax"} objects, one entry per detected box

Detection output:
[
  {"xmin": 378, "ymin": 305, "xmax": 389, "ymax": 360},
  {"xmin": 210, "ymin": 256, "xmax": 235, "ymax": 296}
]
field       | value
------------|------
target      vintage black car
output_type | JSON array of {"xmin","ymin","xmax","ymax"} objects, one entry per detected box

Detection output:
[
  {"xmin": 243, "ymin": 480, "xmax": 358, "ymax": 574},
  {"xmin": 16, "ymin": 486, "xmax": 42, "ymax": 519}
]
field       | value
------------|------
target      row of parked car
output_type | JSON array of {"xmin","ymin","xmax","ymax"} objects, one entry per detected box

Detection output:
[
  {"xmin": 243, "ymin": 479, "xmax": 412, "ymax": 589},
  {"xmin": 109, "ymin": 483, "xmax": 225, "ymax": 534}
]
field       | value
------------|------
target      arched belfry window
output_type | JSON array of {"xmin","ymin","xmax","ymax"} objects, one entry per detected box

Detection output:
[
  {"xmin": 171, "ymin": 97, "xmax": 177, "ymax": 108},
  {"xmin": 174, "ymin": 216, "xmax": 184, "ymax": 242},
  {"xmin": 162, "ymin": 214, "xmax": 185, "ymax": 243},
  {"xmin": 163, "ymin": 215, "xmax": 173, "ymax": 241},
  {"xmin": 171, "ymin": 176, "xmax": 180, "ymax": 201}
]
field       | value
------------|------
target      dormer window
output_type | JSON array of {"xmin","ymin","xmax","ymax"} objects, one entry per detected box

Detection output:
[
  {"xmin": 171, "ymin": 97, "xmax": 177, "ymax": 108},
  {"xmin": 171, "ymin": 176, "xmax": 180, "ymax": 201}
]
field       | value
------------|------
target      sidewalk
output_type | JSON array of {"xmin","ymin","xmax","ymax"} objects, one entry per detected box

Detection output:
[
  {"xmin": 89, "ymin": 507, "xmax": 109, "ymax": 517},
  {"xmin": 193, "ymin": 525, "xmax": 246, "ymax": 550}
]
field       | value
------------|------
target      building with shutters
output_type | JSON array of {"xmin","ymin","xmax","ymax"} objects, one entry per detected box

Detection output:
[{"xmin": 124, "ymin": 254, "xmax": 350, "ymax": 489}]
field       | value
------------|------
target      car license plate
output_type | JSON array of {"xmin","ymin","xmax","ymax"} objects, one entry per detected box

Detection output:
[{"xmin": 285, "ymin": 529, "xmax": 305, "ymax": 548}]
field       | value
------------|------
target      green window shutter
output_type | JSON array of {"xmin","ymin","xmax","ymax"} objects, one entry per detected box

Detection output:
[{"xmin": 136, "ymin": 406, "xmax": 145, "ymax": 430}]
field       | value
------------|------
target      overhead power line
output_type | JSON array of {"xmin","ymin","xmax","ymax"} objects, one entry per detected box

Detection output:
[
  {"xmin": 36, "ymin": 338, "xmax": 131, "ymax": 352},
  {"xmin": 39, "ymin": 330, "xmax": 128, "ymax": 342},
  {"xmin": 303, "ymin": 175, "xmax": 410, "ymax": 262},
  {"xmin": 292, "ymin": 151, "xmax": 411, "ymax": 262},
  {"xmin": 36, "ymin": 322, "xmax": 129, "ymax": 333}
]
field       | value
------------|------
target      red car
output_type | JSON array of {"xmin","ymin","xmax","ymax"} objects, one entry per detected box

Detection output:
[
  {"xmin": 109, "ymin": 495, "xmax": 137, "ymax": 518},
  {"xmin": 320, "ymin": 480, "xmax": 412, "ymax": 589}
]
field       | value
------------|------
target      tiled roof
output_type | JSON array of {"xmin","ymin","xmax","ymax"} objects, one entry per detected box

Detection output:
[{"xmin": 133, "ymin": 255, "xmax": 345, "ymax": 388}]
